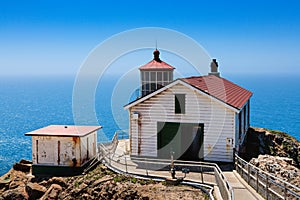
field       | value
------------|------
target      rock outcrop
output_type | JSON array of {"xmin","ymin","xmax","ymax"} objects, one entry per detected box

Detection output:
[
  {"xmin": 241, "ymin": 127, "xmax": 300, "ymax": 168},
  {"xmin": 40, "ymin": 184, "xmax": 63, "ymax": 200},
  {"xmin": 240, "ymin": 127, "xmax": 300, "ymax": 192},
  {"xmin": 250, "ymin": 155, "xmax": 300, "ymax": 187},
  {"xmin": 25, "ymin": 182, "xmax": 47, "ymax": 200},
  {"xmin": 2, "ymin": 127, "xmax": 298, "ymax": 199},
  {"xmin": 0, "ymin": 161, "xmax": 206, "ymax": 200}
]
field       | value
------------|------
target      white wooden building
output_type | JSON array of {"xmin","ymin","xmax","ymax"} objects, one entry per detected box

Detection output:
[
  {"xmin": 124, "ymin": 50, "xmax": 252, "ymax": 162},
  {"xmin": 25, "ymin": 125, "xmax": 102, "ymax": 175}
]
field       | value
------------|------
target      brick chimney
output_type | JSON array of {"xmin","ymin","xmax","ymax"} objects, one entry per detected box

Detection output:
[{"xmin": 208, "ymin": 59, "xmax": 220, "ymax": 77}]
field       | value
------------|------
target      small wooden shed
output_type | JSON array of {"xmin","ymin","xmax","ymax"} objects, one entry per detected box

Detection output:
[{"xmin": 25, "ymin": 125, "xmax": 102, "ymax": 176}]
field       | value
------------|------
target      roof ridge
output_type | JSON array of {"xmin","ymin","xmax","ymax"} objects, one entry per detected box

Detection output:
[
  {"xmin": 181, "ymin": 75, "xmax": 252, "ymax": 109},
  {"xmin": 139, "ymin": 58, "xmax": 175, "ymax": 70}
]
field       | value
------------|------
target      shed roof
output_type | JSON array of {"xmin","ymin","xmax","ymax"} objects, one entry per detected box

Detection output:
[
  {"xmin": 181, "ymin": 75, "xmax": 253, "ymax": 109},
  {"xmin": 25, "ymin": 125, "xmax": 102, "ymax": 137}
]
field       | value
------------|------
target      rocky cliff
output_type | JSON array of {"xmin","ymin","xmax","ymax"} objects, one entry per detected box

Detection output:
[
  {"xmin": 1, "ymin": 126, "xmax": 299, "ymax": 199},
  {"xmin": 249, "ymin": 154, "xmax": 300, "ymax": 188},
  {"xmin": 0, "ymin": 162, "xmax": 206, "ymax": 200},
  {"xmin": 240, "ymin": 127, "xmax": 300, "ymax": 168},
  {"xmin": 240, "ymin": 127, "xmax": 300, "ymax": 188}
]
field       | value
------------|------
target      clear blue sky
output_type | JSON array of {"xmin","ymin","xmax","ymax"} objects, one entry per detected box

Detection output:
[{"xmin": 1, "ymin": 0, "xmax": 300, "ymax": 76}]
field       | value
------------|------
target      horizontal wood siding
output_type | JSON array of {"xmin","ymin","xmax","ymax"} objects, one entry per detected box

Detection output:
[
  {"xmin": 129, "ymin": 83, "xmax": 236, "ymax": 162},
  {"xmin": 130, "ymin": 118, "xmax": 139, "ymax": 156}
]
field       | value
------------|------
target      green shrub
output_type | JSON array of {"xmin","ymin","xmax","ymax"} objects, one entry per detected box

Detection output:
[
  {"xmin": 74, "ymin": 181, "xmax": 79, "ymax": 188},
  {"xmin": 130, "ymin": 177, "xmax": 137, "ymax": 184}
]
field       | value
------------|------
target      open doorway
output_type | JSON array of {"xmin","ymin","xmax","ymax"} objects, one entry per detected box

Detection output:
[{"xmin": 157, "ymin": 122, "xmax": 204, "ymax": 161}]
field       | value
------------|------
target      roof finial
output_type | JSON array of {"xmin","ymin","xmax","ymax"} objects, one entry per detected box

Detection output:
[
  {"xmin": 153, "ymin": 49, "xmax": 160, "ymax": 62},
  {"xmin": 153, "ymin": 40, "xmax": 161, "ymax": 61}
]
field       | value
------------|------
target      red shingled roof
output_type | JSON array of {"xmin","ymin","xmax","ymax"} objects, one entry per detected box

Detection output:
[
  {"xmin": 182, "ymin": 75, "xmax": 252, "ymax": 110},
  {"xmin": 139, "ymin": 49, "xmax": 175, "ymax": 70},
  {"xmin": 139, "ymin": 59, "xmax": 175, "ymax": 70}
]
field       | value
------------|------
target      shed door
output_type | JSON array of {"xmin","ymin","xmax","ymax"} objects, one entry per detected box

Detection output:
[
  {"xmin": 60, "ymin": 141, "xmax": 75, "ymax": 166},
  {"xmin": 181, "ymin": 125, "xmax": 204, "ymax": 160},
  {"xmin": 157, "ymin": 122, "xmax": 204, "ymax": 160},
  {"xmin": 157, "ymin": 122, "xmax": 181, "ymax": 159},
  {"xmin": 38, "ymin": 138, "xmax": 55, "ymax": 164}
]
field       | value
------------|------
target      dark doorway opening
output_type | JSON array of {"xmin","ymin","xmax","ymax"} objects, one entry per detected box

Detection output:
[{"xmin": 157, "ymin": 122, "xmax": 204, "ymax": 161}]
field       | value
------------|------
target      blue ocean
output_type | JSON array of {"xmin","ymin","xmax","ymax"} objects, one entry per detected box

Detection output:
[{"xmin": 0, "ymin": 74, "xmax": 299, "ymax": 175}]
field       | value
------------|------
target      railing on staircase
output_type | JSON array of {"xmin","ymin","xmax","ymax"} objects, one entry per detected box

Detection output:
[
  {"xmin": 235, "ymin": 153, "xmax": 300, "ymax": 200},
  {"xmin": 97, "ymin": 131, "xmax": 234, "ymax": 200}
]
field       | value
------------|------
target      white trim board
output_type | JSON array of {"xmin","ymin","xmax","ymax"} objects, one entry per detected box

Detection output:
[{"xmin": 124, "ymin": 79, "xmax": 241, "ymax": 113}]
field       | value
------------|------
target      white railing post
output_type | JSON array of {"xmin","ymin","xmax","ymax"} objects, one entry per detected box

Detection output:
[
  {"xmin": 200, "ymin": 166, "xmax": 204, "ymax": 183},
  {"xmin": 284, "ymin": 182, "xmax": 287, "ymax": 200},
  {"xmin": 247, "ymin": 164, "xmax": 250, "ymax": 184},
  {"xmin": 145, "ymin": 157, "xmax": 149, "ymax": 176},
  {"xmin": 109, "ymin": 148, "xmax": 112, "ymax": 165},
  {"xmin": 256, "ymin": 169, "xmax": 259, "ymax": 192},
  {"xmin": 125, "ymin": 156, "xmax": 128, "ymax": 173},
  {"xmin": 242, "ymin": 160, "xmax": 244, "ymax": 179},
  {"xmin": 266, "ymin": 174, "xmax": 269, "ymax": 200}
]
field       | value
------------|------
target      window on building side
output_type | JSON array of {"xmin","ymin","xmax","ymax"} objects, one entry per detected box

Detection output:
[
  {"xmin": 247, "ymin": 102, "xmax": 250, "ymax": 128},
  {"xmin": 238, "ymin": 111, "xmax": 242, "ymax": 138},
  {"xmin": 175, "ymin": 94, "xmax": 185, "ymax": 114}
]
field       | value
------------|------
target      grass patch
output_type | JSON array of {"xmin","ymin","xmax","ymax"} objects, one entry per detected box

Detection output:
[
  {"xmin": 4, "ymin": 174, "xmax": 10, "ymax": 181},
  {"xmin": 105, "ymin": 170, "xmax": 114, "ymax": 175},
  {"xmin": 130, "ymin": 177, "xmax": 137, "ymax": 184},
  {"xmin": 269, "ymin": 146, "xmax": 275, "ymax": 155},
  {"xmin": 112, "ymin": 175, "xmax": 157, "ymax": 185},
  {"xmin": 93, "ymin": 175, "xmax": 101, "ymax": 180},
  {"xmin": 113, "ymin": 176, "xmax": 123, "ymax": 182},
  {"xmin": 139, "ymin": 178, "xmax": 156, "ymax": 185},
  {"xmin": 74, "ymin": 181, "xmax": 80, "ymax": 188},
  {"xmin": 282, "ymin": 140, "xmax": 293, "ymax": 151},
  {"xmin": 268, "ymin": 129, "xmax": 297, "ymax": 141},
  {"xmin": 113, "ymin": 175, "xmax": 128, "ymax": 183},
  {"xmin": 204, "ymin": 194, "xmax": 210, "ymax": 200}
]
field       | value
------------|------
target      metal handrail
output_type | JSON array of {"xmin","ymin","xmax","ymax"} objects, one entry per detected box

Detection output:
[
  {"xmin": 235, "ymin": 153, "xmax": 300, "ymax": 199},
  {"xmin": 132, "ymin": 156, "xmax": 233, "ymax": 199},
  {"xmin": 99, "ymin": 142, "xmax": 215, "ymax": 199},
  {"xmin": 98, "ymin": 138, "xmax": 234, "ymax": 200},
  {"xmin": 115, "ymin": 129, "xmax": 129, "ymax": 140}
]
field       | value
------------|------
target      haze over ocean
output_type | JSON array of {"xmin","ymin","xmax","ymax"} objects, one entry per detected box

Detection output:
[{"xmin": 0, "ymin": 74, "xmax": 299, "ymax": 175}]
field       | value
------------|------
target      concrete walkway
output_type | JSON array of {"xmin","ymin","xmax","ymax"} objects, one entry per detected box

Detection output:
[
  {"xmin": 101, "ymin": 139, "xmax": 264, "ymax": 200},
  {"xmin": 223, "ymin": 171, "xmax": 264, "ymax": 200},
  {"xmin": 103, "ymin": 140, "xmax": 216, "ymax": 185}
]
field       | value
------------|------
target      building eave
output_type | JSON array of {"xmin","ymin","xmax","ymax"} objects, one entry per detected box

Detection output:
[
  {"xmin": 124, "ymin": 79, "xmax": 182, "ymax": 110},
  {"xmin": 124, "ymin": 79, "xmax": 246, "ymax": 113},
  {"xmin": 24, "ymin": 125, "xmax": 102, "ymax": 137}
]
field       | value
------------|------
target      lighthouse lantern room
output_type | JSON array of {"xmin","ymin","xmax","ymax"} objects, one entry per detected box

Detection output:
[{"xmin": 139, "ymin": 49, "xmax": 175, "ymax": 96}]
